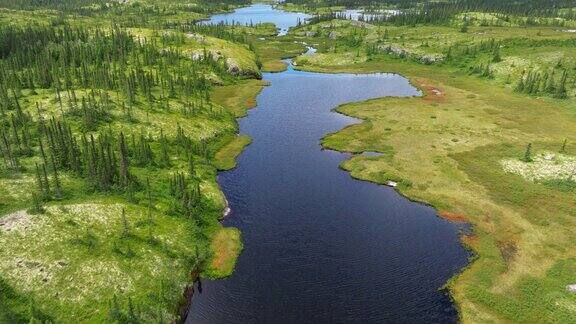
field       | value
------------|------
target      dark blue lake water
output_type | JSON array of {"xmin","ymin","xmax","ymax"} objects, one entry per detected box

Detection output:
[
  {"xmin": 200, "ymin": 3, "xmax": 311, "ymax": 36},
  {"xmin": 187, "ymin": 58, "xmax": 470, "ymax": 322}
]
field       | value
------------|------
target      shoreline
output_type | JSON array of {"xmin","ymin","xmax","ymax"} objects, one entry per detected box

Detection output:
[
  {"xmin": 181, "ymin": 75, "xmax": 269, "ymax": 321},
  {"xmin": 187, "ymin": 49, "xmax": 472, "ymax": 321},
  {"xmin": 316, "ymin": 72, "xmax": 477, "ymax": 319},
  {"xmin": 291, "ymin": 47, "xmax": 576, "ymax": 320}
]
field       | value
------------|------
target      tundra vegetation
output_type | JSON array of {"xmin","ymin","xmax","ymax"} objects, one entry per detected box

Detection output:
[
  {"xmin": 1, "ymin": 0, "xmax": 576, "ymax": 322},
  {"xmin": 0, "ymin": 0, "xmax": 267, "ymax": 321},
  {"xmin": 276, "ymin": 0, "xmax": 576, "ymax": 322}
]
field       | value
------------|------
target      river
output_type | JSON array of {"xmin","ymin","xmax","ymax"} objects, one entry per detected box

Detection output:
[{"xmin": 189, "ymin": 4, "xmax": 469, "ymax": 323}]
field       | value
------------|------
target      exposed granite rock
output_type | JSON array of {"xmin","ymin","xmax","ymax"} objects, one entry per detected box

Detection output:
[
  {"xmin": 226, "ymin": 58, "xmax": 240, "ymax": 75},
  {"xmin": 186, "ymin": 33, "xmax": 206, "ymax": 44},
  {"xmin": 420, "ymin": 54, "xmax": 444, "ymax": 65},
  {"xmin": 378, "ymin": 44, "xmax": 444, "ymax": 64},
  {"xmin": 378, "ymin": 44, "xmax": 407, "ymax": 57}
]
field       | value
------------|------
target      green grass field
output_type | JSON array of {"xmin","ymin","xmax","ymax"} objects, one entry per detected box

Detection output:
[
  {"xmin": 2, "ymin": 0, "xmax": 576, "ymax": 321},
  {"xmin": 288, "ymin": 20, "xmax": 576, "ymax": 322},
  {"xmin": 0, "ymin": 1, "xmax": 266, "ymax": 319}
]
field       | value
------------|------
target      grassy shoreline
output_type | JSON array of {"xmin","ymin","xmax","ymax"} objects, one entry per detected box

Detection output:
[
  {"xmin": 293, "ymin": 56, "xmax": 576, "ymax": 321},
  {"xmin": 0, "ymin": 14, "xmax": 268, "ymax": 319},
  {"xmin": 2, "ymin": 0, "xmax": 576, "ymax": 321},
  {"xmin": 0, "ymin": 77, "xmax": 266, "ymax": 321},
  {"xmin": 205, "ymin": 78, "xmax": 269, "ymax": 277}
]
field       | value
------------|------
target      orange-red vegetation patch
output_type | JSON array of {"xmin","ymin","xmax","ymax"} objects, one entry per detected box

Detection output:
[
  {"xmin": 245, "ymin": 98, "xmax": 256, "ymax": 109},
  {"xmin": 439, "ymin": 211, "xmax": 468, "ymax": 223},
  {"xmin": 414, "ymin": 78, "xmax": 445, "ymax": 102},
  {"xmin": 206, "ymin": 228, "xmax": 241, "ymax": 278},
  {"xmin": 461, "ymin": 234, "xmax": 478, "ymax": 247},
  {"xmin": 210, "ymin": 231, "xmax": 234, "ymax": 271}
]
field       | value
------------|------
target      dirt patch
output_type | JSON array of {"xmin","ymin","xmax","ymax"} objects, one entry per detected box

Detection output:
[
  {"xmin": 0, "ymin": 210, "xmax": 30, "ymax": 232},
  {"xmin": 497, "ymin": 240, "xmax": 518, "ymax": 266},
  {"xmin": 439, "ymin": 211, "xmax": 468, "ymax": 223}
]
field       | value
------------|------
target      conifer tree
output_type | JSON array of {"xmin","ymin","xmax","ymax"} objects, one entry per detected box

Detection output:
[
  {"xmin": 121, "ymin": 208, "xmax": 130, "ymax": 239},
  {"xmin": 28, "ymin": 191, "xmax": 45, "ymax": 215},
  {"xmin": 523, "ymin": 143, "xmax": 533, "ymax": 162},
  {"xmin": 492, "ymin": 47, "xmax": 501, "ymax": 63},
  {"xmin": 560, "ymin": 139, "xmax": 567, "ymax": 153},
  {"xmin": 159, "ymin": 129, "xmax": 170, "ymax": 166},
  {"xmin": 50, "ymin": 154, "xmax": 63, "ymax": 199},
  {"xmin": 119, "ymin": 132, "xmax": 130, "ymax": 188},
  {"xmin": 146, "ymin": 177, "xmax": 153, "ymax": 224}
]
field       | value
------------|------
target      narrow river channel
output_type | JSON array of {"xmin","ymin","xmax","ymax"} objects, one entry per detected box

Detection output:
[{"xmin": 189, "ymin": 5, "xmax": 470, "ymax": 323}]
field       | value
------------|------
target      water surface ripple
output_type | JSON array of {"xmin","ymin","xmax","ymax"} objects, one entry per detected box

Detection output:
[{"xmin": 187, "ymin": 61, "xmax": 470, "ymax": 322}]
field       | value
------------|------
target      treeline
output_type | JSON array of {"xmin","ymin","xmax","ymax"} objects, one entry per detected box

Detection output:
[
  {"xmin": 0, "ymin": 24, "xmax": 227, "ymax": 116},
  {"xmin": 458, "ymin": 13, "xmax": 576, "ymax": 28},
  {"xmin": 442, "ymin": 37, "xmax": 573, "ymax": 98},
  {"xmin": 167, "ymin": 23, "xmax": 251, "ymax": 45},
  {"xmin": 0, "ymin": 0, "xmax": 250, "ymax": 13},
  {"xmin": 514, "ymin": 69, "xmax": 569, "ymax": 98},
  {"xmin": 287, "ymin": 0, "xmax": 576, "ymax": 14},
  {"xmin": 18, "ymin": 114, "xmax": 213, "ymax": 219},
  {"xmin": 0, "ymin": 23, "xmax": 238, "ymax": 212},
  {"xmin": 0, "ymin": 0, "xmax": 106, "ymax": 11},
  {"xmin": 98, "ymin": 1, "xmax": 252, "ymax": 28},
  {"xmin": 297, "ymin": 0, "xmax": 576, "ymax": 26}
]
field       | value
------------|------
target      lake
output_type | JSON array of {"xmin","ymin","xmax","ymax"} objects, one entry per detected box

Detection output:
[
  {"xmin": 189, "ymin": 5, "xmax": 469, "ymax": 323},
  {"xmin": 200, "ymin": 3, "xmax": 312, "ymax": 36}
]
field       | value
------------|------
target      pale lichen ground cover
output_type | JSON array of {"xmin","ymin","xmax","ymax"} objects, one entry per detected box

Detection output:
[
  {"xmin": 501, "ymin": 152, "xmax": 576, "ymax": 182},
  {"xmin": 288, "ymin": 25, "xmax": 576, "ymax": 320},
  {"xmin": 0, "ymin": 203, "xmax": 200, "ymax": 322}
]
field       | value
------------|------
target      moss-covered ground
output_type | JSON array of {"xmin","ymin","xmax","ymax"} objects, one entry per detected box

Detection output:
[
  {"xmin": 287, "ymin": 19, "xmax": 576, "ymax": 322},
  {"xmin": 0, "ymin": 1, "xmax": 268, "ymax": 320},
  {"xmin": 3, "ymin": 0, "xmax": 576, "ymax": 322}
]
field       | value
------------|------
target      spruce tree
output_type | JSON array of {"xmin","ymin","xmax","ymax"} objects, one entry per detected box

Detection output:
[
  {"xmin": 28, "ymin": 192, "xmax": 45, "ymax": 215},
  {"xmin": 50, "ymin": 154, "xmax": 63, "ymax": 199},
  {"xmin": 121, "ymin": 208, "xmax": 130, "ymax": 239},
  {"xmin": 119, "ymin": 132, "xmax": 130, "ymax": 188},
  {"xmin": 560, "ymin": 139, "xmax": 567, "ymax": 153},
  {"xmin": 523, "ymin": 143, "xmax": 533, "ymax": 162},
  {"xmin": 492, "ymin": 47, "xmax": 501, "ymax": 63}
]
